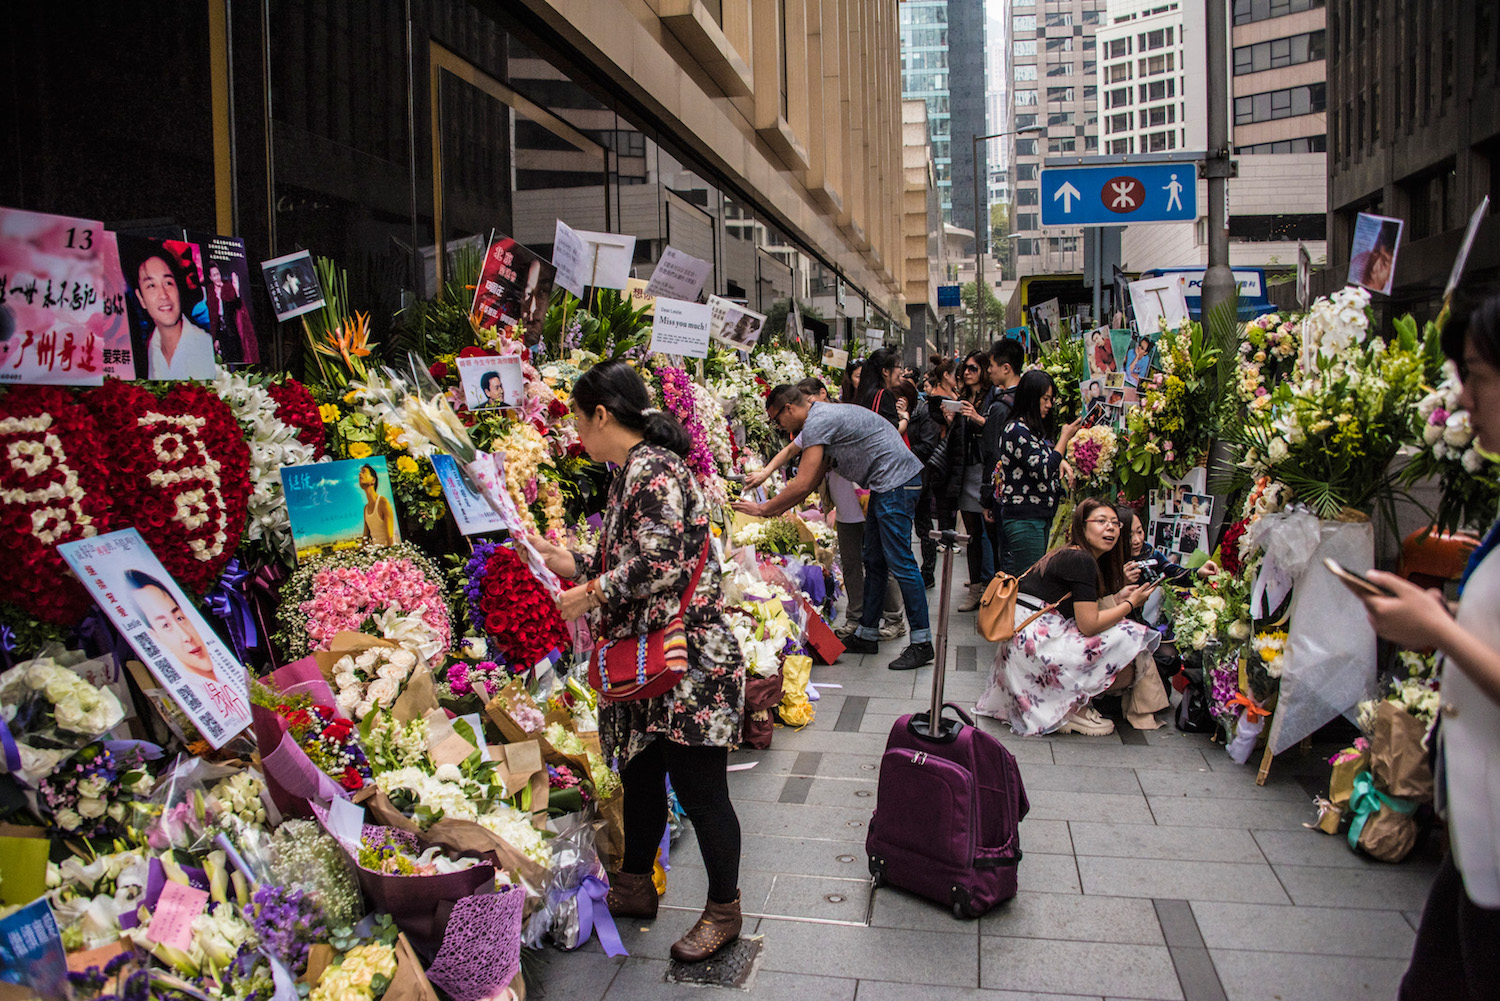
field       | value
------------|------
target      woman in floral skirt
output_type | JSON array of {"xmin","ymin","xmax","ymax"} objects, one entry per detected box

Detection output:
[
  {"xmin": 974, "ymin": 498, "xmax": 1162, "ymax": 736},
  {"xmin": 530, "ymin": 359, "xmax": 746, "ymax": 964}
]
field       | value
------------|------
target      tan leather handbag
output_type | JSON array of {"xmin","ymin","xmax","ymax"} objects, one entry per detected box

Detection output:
[{"xmin": 977, "ymin": 567, "xmax": 1069, "ymax": 642}]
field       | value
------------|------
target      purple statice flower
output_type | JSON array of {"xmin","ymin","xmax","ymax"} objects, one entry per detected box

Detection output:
[
  {"xmin": 244, "ymin": 884, "xmax": 328, "ymax": 975},
  {"xmin": 562, "ymin": 317, "xmax": 584, "ymax": 352}
]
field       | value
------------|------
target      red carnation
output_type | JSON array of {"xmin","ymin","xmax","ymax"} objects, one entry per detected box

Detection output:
[
  {"xmin": 1219, "ymin": 517, "xmax": 1249, "ymax": 576},
  {"xmin": 322, "ymin": 718, "xmax": 353, "ymax": 742},
  {"xmin": 340, "ymin": 766, "xmax": 365, "ymax": 791},
  {"xmin": 429, "ymin": 361, "xmax": 450, "ymax": 380},
  {"xmin": 547, "ymin": 397, "xmax": 568, "ymax": 420}
]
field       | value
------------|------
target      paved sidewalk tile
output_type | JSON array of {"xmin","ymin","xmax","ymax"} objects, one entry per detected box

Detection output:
[
  {"xmin": 1190, "ymin": 901, "xmax": 1416, "ymax": 958},
  {"xmin": 1207, "ymin": 948, "xmax": 1407, "ymax": 1001},
  {"xmin": 757, "ymin": 919, "xmax": 980, "ymax": 987},
  {"xmin": 979, "ymin": 891, "xmax": 1165, "ymax": 945},
  {"xmin": 979, "ymin": 936, "xmax": 1183, "ymax": 999},
  {"xmin": 1077, "ymin": 857, "xmax": 1291, "ymax": 905},
  {"xmin": 856, "ymin": 983, "xmax": 1104, "ymax": 1001},
  {"xmin": 1269, "ymin": 863, "xmax": 1436, "ymax": 911},
  {"xmin": 1070, "ymin": 822, "xmax": 1265, "ymax": 863},
  {"xmin": 1025, "ymin": 789, "xmax": 1157, "ymax": 825},
  {"xmin": 605, "ymin": 958, "xmax": 858, "ymax": 1000}
]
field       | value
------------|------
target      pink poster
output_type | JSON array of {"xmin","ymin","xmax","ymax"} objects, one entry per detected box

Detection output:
[{"xmin": 0, "ymin": 206, "xmax": 108, "ymax": 385}]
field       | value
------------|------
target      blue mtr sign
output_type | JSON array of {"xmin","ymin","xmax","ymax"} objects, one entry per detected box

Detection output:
[{"xmin": 1040, "ymin": 163, "xmax": 1197, "ymax": 227}]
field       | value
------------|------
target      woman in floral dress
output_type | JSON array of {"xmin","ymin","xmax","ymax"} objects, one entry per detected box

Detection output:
[
  {"xmin": 975, "ymin": 498, "xmax": 1162, "ymax": 736},
  {"xmin": 531, "ymin": 359, "xmax": 745, "ymax": 964}
]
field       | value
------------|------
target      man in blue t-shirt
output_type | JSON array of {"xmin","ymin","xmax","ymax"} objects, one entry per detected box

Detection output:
[{"xmin": 732, "ymin": 385, "xmax": 933, "ymax": 670}]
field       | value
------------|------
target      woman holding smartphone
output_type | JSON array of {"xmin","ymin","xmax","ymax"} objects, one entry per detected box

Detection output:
[{"xmin": 1354, "ymin": 297, "xmax": 1500, "ymax": 1001}]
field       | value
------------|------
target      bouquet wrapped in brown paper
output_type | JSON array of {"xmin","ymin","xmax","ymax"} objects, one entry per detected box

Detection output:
[
  {"xmin": 483, "ymin": 681, "xmax": 548, "ymax": 745},
  {"xmin": 314, "ymin": 631, "xmax": 439, "ymax": 724},
  {"xmin": 1348, "ymin": 702, "xmax": 1433, "ymax": 862}
]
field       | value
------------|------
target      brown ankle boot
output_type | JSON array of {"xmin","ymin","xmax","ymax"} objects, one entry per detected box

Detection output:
[
  {"xmin": 957, "ymin": 582, "xmax": 985, "ymax": 612},
  {"xmin": 606, "ymin": 870, "xmax": 658, "ymax": 920},
  {"xmin": 669, "ymin": 893, "xmax": 742, "ymax": 963}
]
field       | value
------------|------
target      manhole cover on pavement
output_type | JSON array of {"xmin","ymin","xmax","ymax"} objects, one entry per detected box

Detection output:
[{"xmin": 665, "ymin": 936, "xmax": 764, "ymax": 990}]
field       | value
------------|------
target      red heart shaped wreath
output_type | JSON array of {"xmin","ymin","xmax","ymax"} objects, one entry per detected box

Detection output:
[
  {"xmin": 87, "ymin": 380, "xmax": 252, "ymax": 594},
  {"xmin": 0, "ymin": 386, "xmax": 117, "ymax": 624}
]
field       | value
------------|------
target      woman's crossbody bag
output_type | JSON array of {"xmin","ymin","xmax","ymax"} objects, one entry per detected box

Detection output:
[
  {"xmin": 588, "ymin": 538, "xmax": 711, "ymax": 701},
  {"xmin": 977, "ymin": 558, "xmax": 1071, "ymax": 643}
]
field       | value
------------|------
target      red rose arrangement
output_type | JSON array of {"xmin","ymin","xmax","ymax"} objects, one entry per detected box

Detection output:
[
  {"xmin": 0, "ymin": 386, "xmax": 116, "ymax": 624},
  {"xmin": 266, "ymin": 377, "xmax": 326, "ymax": 458},
  {"xmin": 87, "ymin": 380, "xmax": 252, "ymax": 594},
  {"xmin": 463, "ymin": 541, "xmax": 572, "ymax": 673},
  {"xmin": 1219, "ymin": 516, "xmax": 1250, "ymax": 576}
]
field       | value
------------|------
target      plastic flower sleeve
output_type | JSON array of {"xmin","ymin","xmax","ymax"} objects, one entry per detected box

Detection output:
[
  {"xmin": 521, "ymin": 814, "xmax": 624, "ymax": 955},
  {"xmin": 1266, "ymin": 519, "xmax": 1379, "ymax": 754}
]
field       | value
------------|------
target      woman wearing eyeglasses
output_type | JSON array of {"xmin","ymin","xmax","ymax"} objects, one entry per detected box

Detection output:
[{"xmin": 975, "ymin": 498, "xmax": 1162, "ymax": 736}]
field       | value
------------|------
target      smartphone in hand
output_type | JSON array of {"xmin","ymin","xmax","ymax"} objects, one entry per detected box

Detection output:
[{"xmin": 1323, "ymin": 558, "xmax": 1395, "ymax": 598}]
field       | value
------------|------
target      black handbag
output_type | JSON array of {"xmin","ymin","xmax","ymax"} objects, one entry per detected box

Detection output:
[{"xmin": 925, "ymin": 427, "xmax": 953, "ymax": 484}]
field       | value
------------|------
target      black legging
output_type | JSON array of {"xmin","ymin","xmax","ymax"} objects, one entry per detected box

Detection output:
[
  {"xmin": 621, "ymin": 739, "xmax": 740, "ymax": 904},
  {"xmin": 961, "ymin": 510, "xmax": 986, "ymax": 582}
]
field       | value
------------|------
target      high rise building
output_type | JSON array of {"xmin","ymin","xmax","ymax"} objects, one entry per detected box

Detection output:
[
  {"xmin": 986, "ymin": 5, "xmax": 1011, "ymax": 216},
  {"xmin": 1007, "ymin": 0, "xmax": 1106, "ymax": 277},
  {"xmin": 900, "ymin": 0, "xmax": 987, "ymax": 242},
  {"xmin": 1087, "ymin": 0, "xmax": 1328, "ymax": 275},
  {"xmin": 1326, "ymin": 0, "xmax": 1500, "ymax": 312}
]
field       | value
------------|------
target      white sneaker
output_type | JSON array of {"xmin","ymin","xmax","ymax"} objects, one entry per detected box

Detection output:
[
  {"xmin": 879, "ymin": 619, "xmax": 906, "ymax": 640},
  {"xmin": 834, "ymin": 621, "xmax": 858, "ymax": 641},
  {"xmin": 1056, "ymin": 706, "xmax": 1115, "ymax": 736}
]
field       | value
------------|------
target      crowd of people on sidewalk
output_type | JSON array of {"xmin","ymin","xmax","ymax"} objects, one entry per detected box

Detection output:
[{"xmin": 574, "ymin": 300, "xmax": 1498, "ymax": 993}]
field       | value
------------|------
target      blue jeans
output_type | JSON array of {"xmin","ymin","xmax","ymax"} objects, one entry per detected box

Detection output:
[
  {"xmin": 1001, "ymin": 517, "xmax": 1050, "ymax": 575},
  {"xmin": 858, "ymin": 474, "xmax": 932, "ymax": 644}
]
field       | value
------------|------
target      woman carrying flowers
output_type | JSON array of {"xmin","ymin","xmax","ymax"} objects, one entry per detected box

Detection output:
[
  {"xmin": 975, "ymin": 498, "xmax": 1162, "ymax": 736},
  {"xmin": 529, "ymin": 360, "xmax": 746, "ymax": 965},
  {"xmin": 1355, "ymin": 296, "xmax": 1500, "ymax": 1001}
]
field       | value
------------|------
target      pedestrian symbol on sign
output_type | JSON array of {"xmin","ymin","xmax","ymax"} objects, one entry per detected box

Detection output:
[{"xmin": 1105, "ymin": 177, "xmax": 1142, "ymax": 212}]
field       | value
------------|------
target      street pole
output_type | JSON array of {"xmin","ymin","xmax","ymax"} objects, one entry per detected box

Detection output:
[
  {"xmin": 973, "ymin": 132, "xmax": 986, "ymax": 350},
  {"xmin": 1201, "ymin": 0, "xmax": 1235, "ymax": 318}
]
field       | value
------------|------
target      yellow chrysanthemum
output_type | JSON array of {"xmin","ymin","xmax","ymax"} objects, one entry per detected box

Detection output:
[
  {"xmin": 384, "ymin": 423, "xmax": 407, "ymax": 449},
  {"xmin": 318, "ymin": 403, "xmax": 341, "ymax": 423},
  {"xmin": 396, "ymin": 456, "xmax": 419, "ymax": 476},
  {"xmin": 423, "ymin": 473, "xmax": 443, "ymax": 497},
  {"xmin": 347, "ymin": 442, "xmax": 373, "ymax": 459}
]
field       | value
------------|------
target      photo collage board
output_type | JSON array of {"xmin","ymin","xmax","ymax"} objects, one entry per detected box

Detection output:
[{"xmin": 1147, "ymin": 467, "xmax": 1214, "ymax": 565}]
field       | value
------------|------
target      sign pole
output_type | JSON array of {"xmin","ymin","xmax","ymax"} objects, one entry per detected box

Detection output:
[{"xmin": 1201, "ymin": 0, "xmax": 1235, "ymax": 318}]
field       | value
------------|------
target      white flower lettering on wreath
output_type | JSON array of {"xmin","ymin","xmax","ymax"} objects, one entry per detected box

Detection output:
[
  {"xmin": 0, "ymin": 414, "xmax": 95, "ymax": 546},
  {"xmin": 138, "ymin": 411, "xmax": 229, "ymax": 562}
]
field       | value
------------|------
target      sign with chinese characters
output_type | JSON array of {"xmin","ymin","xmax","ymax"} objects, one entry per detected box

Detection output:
[
  {"xmin": 57, "ymin": 529, "xmax": 251, "ymax": 749},
  {"xmin": 0, "ymin": 206, "xmax": 107, "ymax": 385},
  {"xmin": 471, "ymin": 234, "xmax": 555, "ymax": 332},
  {"xmin": 1040, "ymin": 163, "xmax": 1198, "ymax": 226},
  {"xmin": 280, "ymin": 456, "xmax": 401, "ymax": 562},
  {"xmin": 643, "ymin": 246, "xmax": 712, "ymax": 301}
]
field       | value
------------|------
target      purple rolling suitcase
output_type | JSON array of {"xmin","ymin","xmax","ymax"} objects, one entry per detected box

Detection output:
[{"xmin": 866, "ymin": 529, "xmax": 1029, "ymax": 918}]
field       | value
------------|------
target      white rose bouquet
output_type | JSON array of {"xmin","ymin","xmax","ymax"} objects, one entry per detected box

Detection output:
[
  {"xmin": 328, "ymin": 646, "xmax": 419, "ymax": 720},
  {"xmin": 0, "ymin": 650, "xmax": 126, "ymax": 787},
  {"xmin": 1400, "ymin": 357, "xmax": 1500, "ymax": 533}
]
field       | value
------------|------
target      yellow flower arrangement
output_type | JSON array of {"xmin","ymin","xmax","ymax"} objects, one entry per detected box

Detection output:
[
  {"xmin": 423, "ymin": 473, "xmax": 443, "ymax": 497},
  {"xmin": 384, "ymin": 424, "xmax": 408, "ymax": 450},
  {"xmin": 319, "ymin": 403, "xmax": 342, "ymax": 423},
  {"xmin": 493, "ymin": 422, "xmax": 553, "ymax": 534},
  {"xmin": 396, "ymin": 456, "xmax": 418, "ymax": 476},
  {"xmin": 348, "ymin": 442, "xmax": 373, "ymax": 459},
  {"xmin": 309, "ymin": 942, "xmax": 397, "ymax": 1001}
]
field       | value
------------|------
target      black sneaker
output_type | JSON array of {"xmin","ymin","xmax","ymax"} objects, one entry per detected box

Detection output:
[
  {"xmin": 922, "ymin": 574, "xmax": 937, "ymax": 589},
  {"xmin": 888, "ymin": 642, "xmax": 935, "ymax": 671},
  {"xmin": 843, "ymin": 635, "xmax": 879, "ymax": 655}
]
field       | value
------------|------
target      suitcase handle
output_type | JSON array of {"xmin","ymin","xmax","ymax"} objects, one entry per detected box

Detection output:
[{"xmin": 907, "ymin": 702, "xmax": 974, "ymax": 743}]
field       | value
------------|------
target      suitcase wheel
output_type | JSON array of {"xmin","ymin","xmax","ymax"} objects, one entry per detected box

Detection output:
[
  {"xmin": 869, "ymin": 857, "xmax": 887, "ymax": 888},
  {"xmin": 951, "ymin": 885, "xmax": 979, "ymax": 920}
]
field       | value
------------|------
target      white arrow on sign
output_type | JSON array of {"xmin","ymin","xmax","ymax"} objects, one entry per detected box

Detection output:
[{"xmin": 1053, "ymin": 182, "xmax": 1082, "ymax": 213}]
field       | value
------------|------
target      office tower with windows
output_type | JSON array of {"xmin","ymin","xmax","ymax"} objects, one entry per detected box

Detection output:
[
  {"xmin": 1087, "ymin": 0, "xmax": 1328, "ymax": 273},
  {"xmin": 1007, "ymin": 0, "xmax": 1106, "ymax": 276},
  {"xmin": 901, "ymin": 0, "xmax": 987, "ymax": 241}
]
